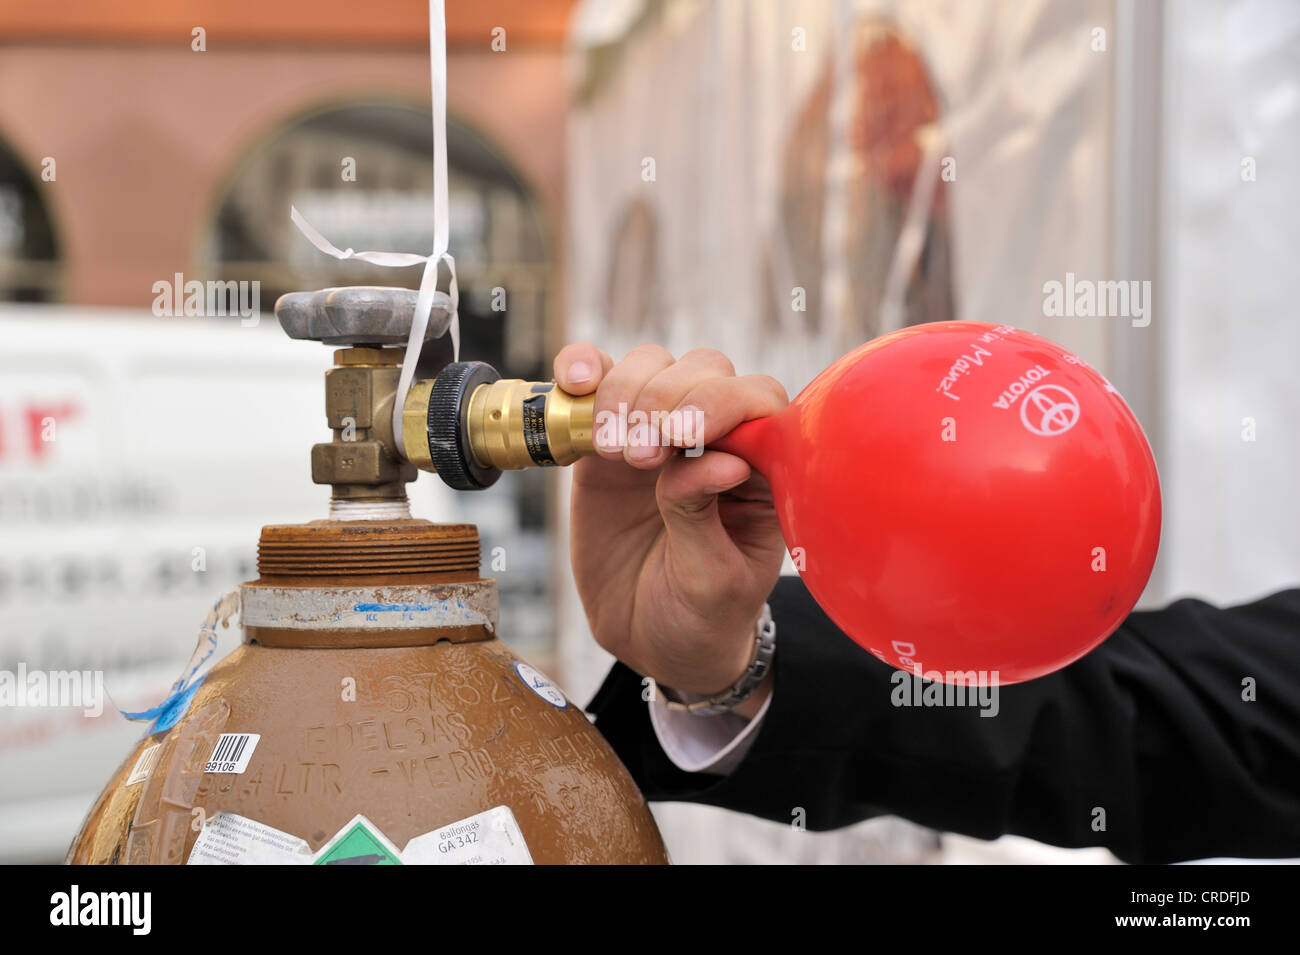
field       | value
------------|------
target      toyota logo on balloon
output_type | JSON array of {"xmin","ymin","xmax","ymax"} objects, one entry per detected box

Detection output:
[{"xmin": 1020, "ymin": 384, "xmax": 1079, "ymax": 436}]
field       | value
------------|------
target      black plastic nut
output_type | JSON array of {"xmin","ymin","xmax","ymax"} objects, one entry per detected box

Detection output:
[{"xmin": 427, "ymin": 361, "xmax": 502, "ymax": 490}]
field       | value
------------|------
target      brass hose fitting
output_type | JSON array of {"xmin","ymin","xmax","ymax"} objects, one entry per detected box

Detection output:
[{"xmin": 403, "ymin": 362, "xmax": 595, "ymax": 490}]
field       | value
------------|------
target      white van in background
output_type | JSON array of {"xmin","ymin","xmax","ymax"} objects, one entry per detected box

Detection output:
[{"xmin": 0, "ymin": 305, "xmax": 490, "ymax": 861}]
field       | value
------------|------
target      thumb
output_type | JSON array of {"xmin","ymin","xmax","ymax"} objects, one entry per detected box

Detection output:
[{"xmin": 655, "ymin": 451, "xmax": 752, "ymax": 582}]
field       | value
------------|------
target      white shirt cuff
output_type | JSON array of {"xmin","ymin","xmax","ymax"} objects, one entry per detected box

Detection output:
[{"xmin": 648, "ymin": 687, "xmax": 773, "ymax": 775}]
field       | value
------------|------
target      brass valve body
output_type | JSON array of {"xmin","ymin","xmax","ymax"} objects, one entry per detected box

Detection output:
[{"xmin": 313, "ymin": 346, "xmax": 416, "ymax": 500}]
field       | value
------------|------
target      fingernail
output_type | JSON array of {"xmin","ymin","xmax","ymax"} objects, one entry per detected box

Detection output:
[
  {"xmin": 593, "ymin": 421, "xmax": 622, "ymax": 453},
  {"xmin": 663, "ymin": 405, "xmax": 701, "ymax": 444},
  {"xmin": 659, "ymin": 413, "xmax": 680, "ymax": 444},
  {"xmin": 627, "ymin": 425, "xmax": 659, "ymax": 462},
  {"xmin": 567, "ymin": 361, "xmax": 594, "ymax": 384}
]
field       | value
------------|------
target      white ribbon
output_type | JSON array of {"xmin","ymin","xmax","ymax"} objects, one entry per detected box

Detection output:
[{"xmin": 289, "ymin": 0, "xmax": 459, "ymax": 461}]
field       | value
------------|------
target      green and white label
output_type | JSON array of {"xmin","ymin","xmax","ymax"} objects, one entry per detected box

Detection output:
[
  {"xmin": 187, "ymin": 807, "xmax": 533, "ymax": 865},
  {"xmin": 314, "ymin": 816, "xmax": 403, "ymax": 866}
]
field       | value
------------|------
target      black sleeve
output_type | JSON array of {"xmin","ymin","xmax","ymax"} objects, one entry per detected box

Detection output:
[{"xmin": 586, "ymin": 575, "xmax": 1300, "ymax": 864}]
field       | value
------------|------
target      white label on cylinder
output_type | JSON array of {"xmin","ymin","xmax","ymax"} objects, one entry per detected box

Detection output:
[
  {"xmin": 203, "ymin": 733, "xmax": 260, "ymax": 774},
  {"xmin": 186, "ymin": 808, "xmax": 534, "ymax": 865},
  {"xmin": 403, "ymin": 806, "xmax": 534, "ymax": 865},
  {"xmin": 188, "ymin": 812, "xmax": 315, "ymax": 865},
  {"xmin": 513, "ymin": 661, "xmax": 569, "ymax": 708},
  {"xmin": 125, "ymin": 743, "xmax": 162, "ymax": 786}
]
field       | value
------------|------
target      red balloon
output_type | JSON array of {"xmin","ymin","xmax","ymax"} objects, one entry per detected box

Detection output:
[{"xmin": 714, "ymin": 322, "xmax": 1161, "ymax": 685}]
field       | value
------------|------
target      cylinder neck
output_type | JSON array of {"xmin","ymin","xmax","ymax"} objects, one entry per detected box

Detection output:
[
  {"xmin": 242, "ymin": 520, "xmax": 496, "ymax": 648},
  {"xmin": 255, "ymin": 520, "xmax": 480, "ymax": 580}
]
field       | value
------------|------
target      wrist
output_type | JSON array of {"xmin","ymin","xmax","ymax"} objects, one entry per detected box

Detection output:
[
  {"xmin": 729, "ymin": 670, "xmax": 773, "ymax": 720},
  {"xmin": 656, "ymin": 604, "xmax": 775, "ymax": 716}
]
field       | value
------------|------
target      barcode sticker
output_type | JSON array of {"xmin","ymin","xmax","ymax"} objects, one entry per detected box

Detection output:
[
  {"xmin": 126, "ymin": 743, "xmax": 162, "ymax": 786},
  {"xmin": 204, "ymin": 733, "xmax": 260, "ymax": 774}
]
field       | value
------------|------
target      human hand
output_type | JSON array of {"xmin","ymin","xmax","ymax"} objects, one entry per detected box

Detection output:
[{"xmin": 553, "ymin": 343, "xmax": 789, "ymax": 711}]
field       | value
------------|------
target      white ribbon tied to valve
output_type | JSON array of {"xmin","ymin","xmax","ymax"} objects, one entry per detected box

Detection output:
[{"xmin": 289, "ymin": 0, "xmax": 459, "ymax": 462}]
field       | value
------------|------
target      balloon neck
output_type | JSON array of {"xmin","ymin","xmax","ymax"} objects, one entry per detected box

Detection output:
[{"xmin": 711, "ymin": 417, "xmax": 778, "ymax": 474}]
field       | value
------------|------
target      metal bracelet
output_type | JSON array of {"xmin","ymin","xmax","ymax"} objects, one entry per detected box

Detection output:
[{"xmin": 658, "ymin": 603, "xmax": 776, "ymax": 716}]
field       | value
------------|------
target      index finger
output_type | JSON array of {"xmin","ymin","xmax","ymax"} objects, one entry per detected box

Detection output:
[
  {"xmin": 660, "ymin": 375, "xmax": 790, "ymax": 448},
  {"xmin": 553, "ymin": 343, "xmax": 615, "ymax": 395}
]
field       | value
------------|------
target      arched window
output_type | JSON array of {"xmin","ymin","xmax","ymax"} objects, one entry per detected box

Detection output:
[
  {"xmin": 0, "ymin": 138, "xmax": 61, "ymax": 302},
  {"xmin": 202, "ymin": 101, "xmax": 551, "ymax": 379},
  {"xmin": 201, "ymin": 102, "xmax": 557, "ymax": 661}
]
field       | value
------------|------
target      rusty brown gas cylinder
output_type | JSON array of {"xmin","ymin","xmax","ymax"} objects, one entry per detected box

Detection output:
[{"xmin": 67, "ymin": 520, "xmax": 669, "ymax": 865}]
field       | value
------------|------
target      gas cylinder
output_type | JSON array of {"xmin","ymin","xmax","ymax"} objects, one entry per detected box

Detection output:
[{"xmin": 67, "ymin": 287, "xmax": 669, "ymax": 865}]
